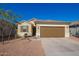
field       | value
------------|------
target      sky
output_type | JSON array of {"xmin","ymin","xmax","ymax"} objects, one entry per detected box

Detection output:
[{"xmin": 0, "ymin": 3, "xmax": 79, "ymax": 22}]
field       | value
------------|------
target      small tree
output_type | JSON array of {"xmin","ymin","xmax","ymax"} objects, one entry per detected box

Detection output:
[
  {"xmin": 0, "ymin": 8, "xmax": 20, "ymax": 44},
  {"xmin": 5, "ymin": 10, "xmax": 20, "ymax": 40}
]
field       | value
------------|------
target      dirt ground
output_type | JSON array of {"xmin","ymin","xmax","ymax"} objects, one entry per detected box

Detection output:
[
  {"xmin": 70, "ymin": 36, "xmax": 79, "ymax": 41},
  {"xmin": 0, "ymin": 38, "xmax": 45, "ymax": 56}
]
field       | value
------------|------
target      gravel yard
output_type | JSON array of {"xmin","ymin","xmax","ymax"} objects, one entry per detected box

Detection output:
[{"xmin": 0, "ymin": 38, "xmax": 45, "ymax": 56}]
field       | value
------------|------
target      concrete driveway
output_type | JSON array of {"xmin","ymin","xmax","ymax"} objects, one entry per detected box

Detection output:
[{"xmin": 41, "ymin": 38, "xmax": 79, "ymax": 56}]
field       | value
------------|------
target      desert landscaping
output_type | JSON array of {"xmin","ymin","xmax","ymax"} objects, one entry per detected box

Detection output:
[{"xmin": 0, "ymin": 37, "xmax": 45, "ymax": 56}]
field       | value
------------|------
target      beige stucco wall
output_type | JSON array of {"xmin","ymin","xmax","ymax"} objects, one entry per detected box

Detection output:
[
  {"xmin": 17, "ymin": 22, "xmax": 32, "ymax": 37},
  {"xmin": 36, "ymin": 24, "xmax": 70, "ymax": 38}
]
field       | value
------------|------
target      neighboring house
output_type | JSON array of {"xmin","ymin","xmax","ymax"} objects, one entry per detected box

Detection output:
[
  {"xmin": 17, "ymin": 21, "xmax": 32, "ymax": 37},
  {"xmin": 29, "ymin": 18, "xmax": 70, "ymax": 38},
  {"xmin": 69, "ymin": 21, "xmax": 79, "ymax": 37}
]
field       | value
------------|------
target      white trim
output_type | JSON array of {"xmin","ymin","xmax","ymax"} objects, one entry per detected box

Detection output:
[
  {"xmin": 36, "ymin": 24, "xmax": 69, "ymax": 38},
  {"xmin": 37, "ymin": 24, "xmax": 68, "ymax": 26}
]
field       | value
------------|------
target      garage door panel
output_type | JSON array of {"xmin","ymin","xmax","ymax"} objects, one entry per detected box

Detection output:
[{"xmin": 40, "ymin": 26, "xmax": 65, "ymax": 37}]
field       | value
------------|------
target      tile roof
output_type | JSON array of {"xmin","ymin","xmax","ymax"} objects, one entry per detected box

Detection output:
[
  {"xmin": 70, "ymin": 21, "xmax": 79, "ymax": 25},
  {"xmin": 30, "ymin": 18, "xmax": 71, "ymax": 25},
  {"xmin": 35, "ymin": 20, "xmax": 71, "ymax": 25}
]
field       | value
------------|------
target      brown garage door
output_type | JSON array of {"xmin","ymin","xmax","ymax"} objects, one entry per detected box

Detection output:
[{"xmin": 40, "ymin": 26, "xmax": 65, "ymax": 37}]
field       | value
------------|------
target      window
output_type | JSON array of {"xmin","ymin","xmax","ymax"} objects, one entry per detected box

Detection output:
[{"xmin": 21, "ymin": 25, "xmax": 28, "ymax": 32}]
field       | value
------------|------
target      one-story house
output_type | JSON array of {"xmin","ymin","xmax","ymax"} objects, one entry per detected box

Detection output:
[{"xmin": 17, "ymin": 18, "xmax": 71, "ymax": 38}]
